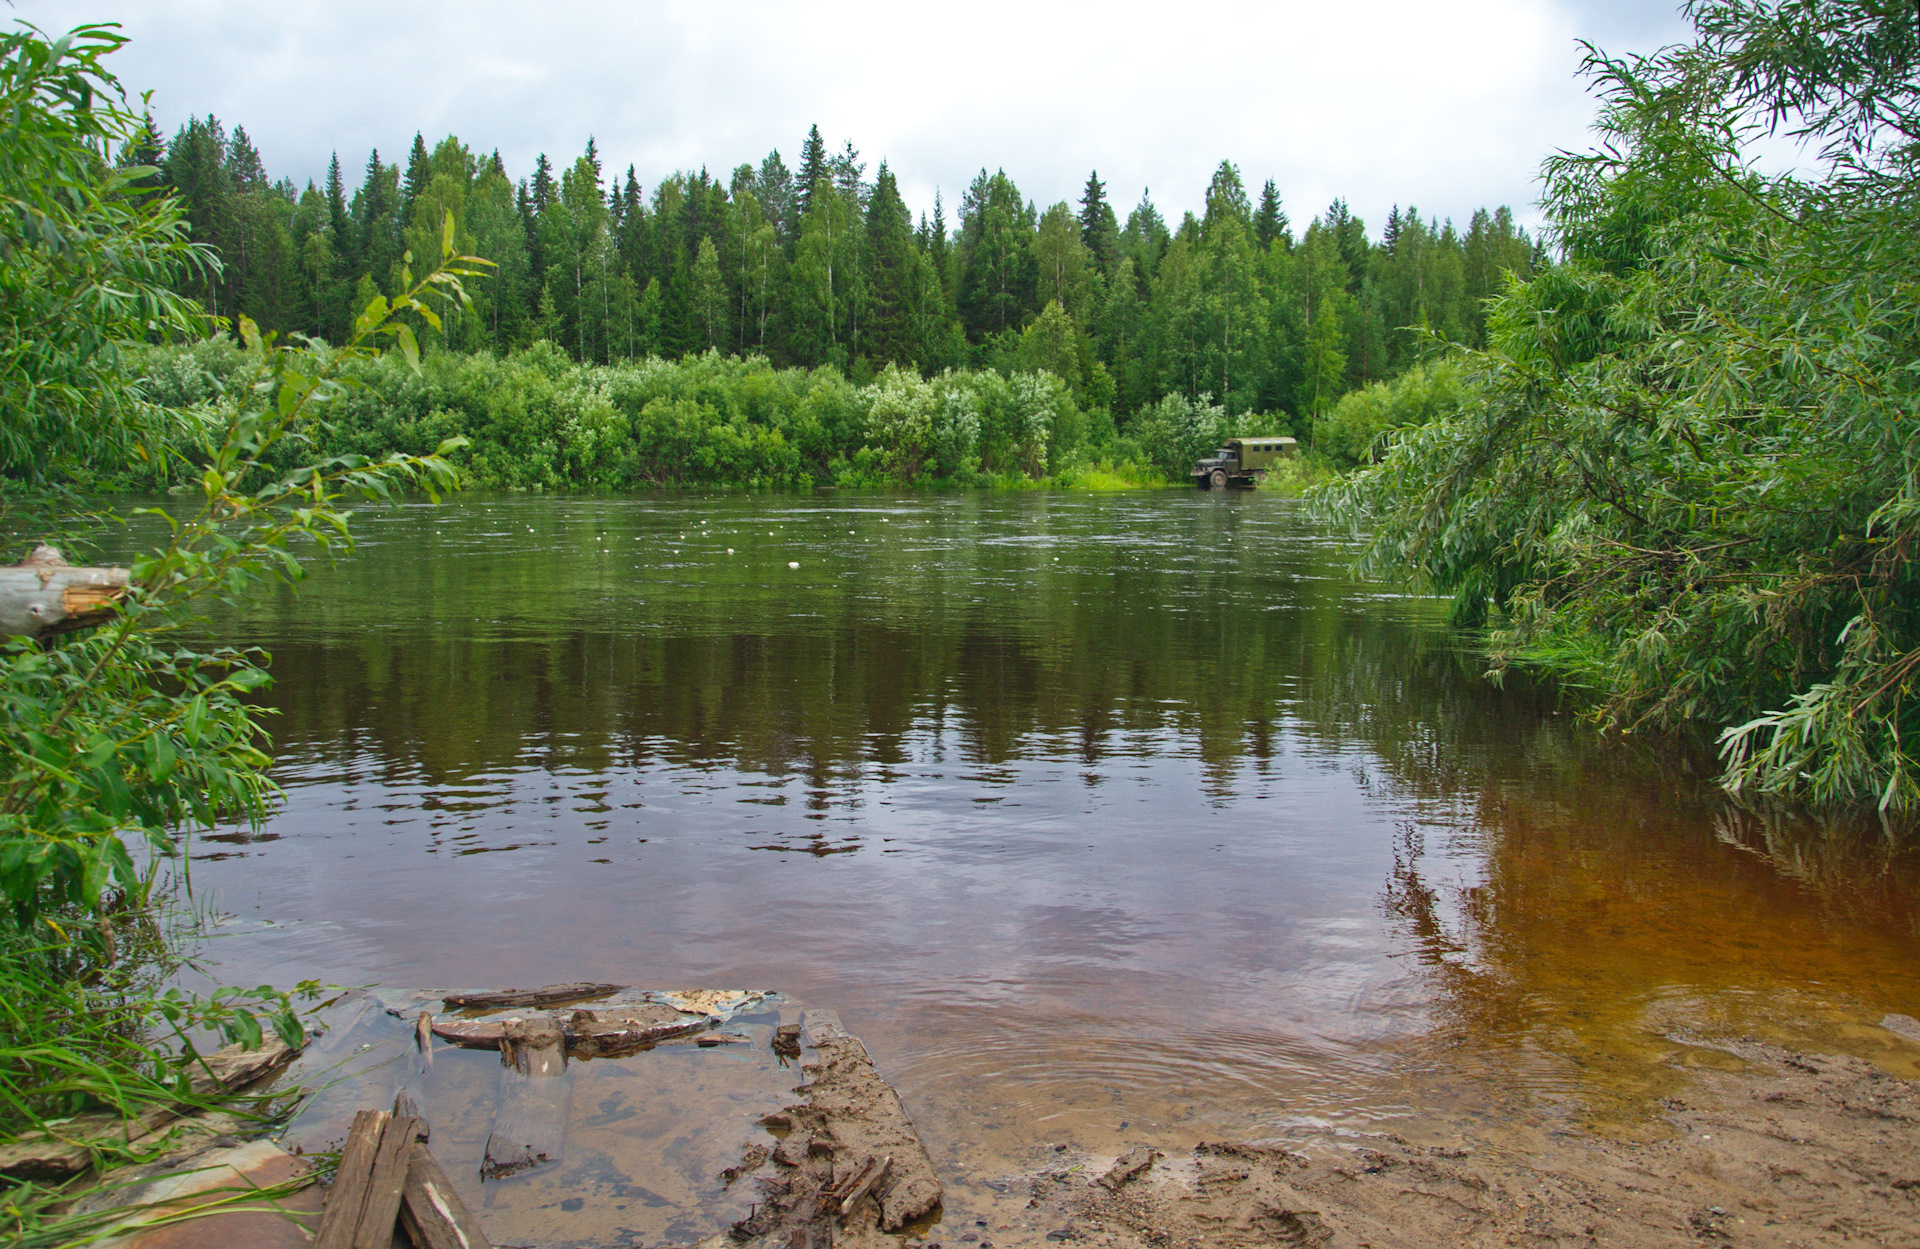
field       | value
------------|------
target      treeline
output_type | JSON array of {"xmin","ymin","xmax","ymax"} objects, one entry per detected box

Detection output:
[
  {"xmin": 138, "ymin": 117, "xmax": 1537, "ymax": 423},
  {"xmin": 129, "ymin": 338, "xmax": 1276, "ymax": 490}
]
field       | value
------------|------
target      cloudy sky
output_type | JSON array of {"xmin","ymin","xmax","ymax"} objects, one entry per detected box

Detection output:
[{"xmin": 10, "ymin": 0, "xmax": 1693, "ymax": 234}]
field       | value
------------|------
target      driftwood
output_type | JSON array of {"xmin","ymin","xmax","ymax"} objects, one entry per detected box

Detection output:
[
  {"xmin": 0, "ymin": 1035, "xmax": 300, "ymax": 1179},
  {"xmin": 483, "ymin": 1017, "xmax": 568, "ymax": 1180},
  {"xmin": 401, "ymin": 1137, "xmax": 493, "ymax": 1249},
  {"xmin": 441, "ymin": 982, "xmax": 624, "ymax": 1010},
  {"xmin": 429, "ymin": 1004, "xmax": 712, "ymax": 1056},
  {"xmin": 0, "ymin": 545, "xmax": 130, "ymax": 639}
]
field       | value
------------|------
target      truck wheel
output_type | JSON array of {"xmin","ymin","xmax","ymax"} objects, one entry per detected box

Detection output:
[{"xmin": 1209, "ymin": 468, "xmax": 1228, "ymax": 489}]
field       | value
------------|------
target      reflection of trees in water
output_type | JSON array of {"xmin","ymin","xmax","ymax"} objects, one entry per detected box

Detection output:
[
  {"xmin": 1365, "ymin": 672, "xmax": 1920, "ymax": 1113},
  {"xmin": 248, "ymin": 502, "xmax": 1476, "ymax": 794}
]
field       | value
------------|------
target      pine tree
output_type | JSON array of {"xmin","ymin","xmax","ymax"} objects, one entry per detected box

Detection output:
[{"xmin": 830, "ymin": 140, "xmax": 866, "ymax": 204}]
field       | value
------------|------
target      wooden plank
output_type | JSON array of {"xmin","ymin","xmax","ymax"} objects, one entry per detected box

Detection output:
[
  {"xmin": 400, "ymin": 1140, "xmax": 492, "ymax": 1249},
  {"xmin": 393, "ymin": 1092, "xmax": 430, "ymax": 1142},
  {"xmin": 441, "ymin": 983, "xmax": 623, "ymax": 1009},
  {"xmin": 313, "ymin": 1109, "xmax": 388, "ymax": 1249},
  {"xmin": 351, "ymin": 1114, "xmax": 419, "ymax": 1249},
  {"xmin": 482, "ymin": 1019, "xmax": 568, "ymax": 1180},
  {"xmin": 0, "ymin": 546, "xmax": 129, "ymax": 638}
]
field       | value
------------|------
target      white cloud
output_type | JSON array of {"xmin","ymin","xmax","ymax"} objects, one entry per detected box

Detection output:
[{"xmin": 11, "ymin": 0, "xmax": 1694, "ymax": 234}]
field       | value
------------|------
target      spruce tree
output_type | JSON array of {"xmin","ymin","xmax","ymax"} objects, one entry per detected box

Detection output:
[
  {"xmin": 864, "ymin": 162, "xmax": 919, "ymax": 367},
  {"xmin": 797, "ymin": 125, "xmax": 827, "ymax": 216},
  {"xmin": 402, "ymin": 133, "xmax": 430, "ymax": 210},
  {"xmin": 531, "ymin": 153, "xmax": 555, "ymax": 213},
  {"xmin": 1253, "ymin": 180, "xmax": 1288, "ymax": 249},
  {"xmin": 1078, "ymin": 171, "xmax": 1119, "ymax": 273}
]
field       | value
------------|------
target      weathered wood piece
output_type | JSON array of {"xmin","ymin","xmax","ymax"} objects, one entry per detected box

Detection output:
[
  {"xmin": 0, "ymin": 1035, "xmax": 301, "ymax": 1179},
  {"xmin": 441, "ymin": 983, "xmax": 624, "ymax": 1010},
  {"xmin": 428, "ymin": 1004, "xmax": 711, "ymax": 1055},
  {"xmin": 313, "ymin": 1109, "xmax": 389, "ymax": 1249},
  {"xmin": 401, "ymin": 1139, "xmax": 493, "ymax": 1249},
  {"xmin": 1097, "ymin": 1146, "xmax": 1160, "ymax": 1190},
  {"xmin": 825, "ymin": 1154, "xmax": 892, "ymax": 1220},
  {"xmin": 416, "ymin": 1010, "xmax": 435, "ymax": 1068},
  {"xmin": 393, "ymin": 1092, "xmax": 430, "ymax": 1141},
  {"xmin": 567, "ymin": 1005, "xmax": 713, "ymax": 1056},
  {"xmin": 354, "ymin": 1114, "xmax": 419, "ymax": 1249},
  {"xmin": 482, "ymin": 1018, "xmax": 569, "ymax": 1180},
  {"xmin": 0, "ymin": 546, "xmax": 130, "ymax": 638}
]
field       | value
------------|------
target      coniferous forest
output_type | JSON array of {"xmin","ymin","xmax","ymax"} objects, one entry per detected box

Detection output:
[{"xmin": 139, "ymin": 117, "xmax": 1536, "ymax": 430}]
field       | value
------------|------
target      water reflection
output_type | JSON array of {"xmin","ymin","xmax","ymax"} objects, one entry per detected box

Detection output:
[{"xmin": 169, "ymin": 492, "xmax": 1920, "ymax": 1184}]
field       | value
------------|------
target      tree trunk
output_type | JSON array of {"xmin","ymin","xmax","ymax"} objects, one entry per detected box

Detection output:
[{"xmin": 0, "ymin": 546, "xmax": 130, "ymax": 638}]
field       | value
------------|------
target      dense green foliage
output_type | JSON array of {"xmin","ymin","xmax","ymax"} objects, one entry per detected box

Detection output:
[
  {"xmin": 0, "ymin": 23, "xmax": 474, "ymax": 1170},
  {"xmin": 1320, "ymin": 0, "xmax": 1920, "ymax": 815},
  {"xmin": 127, "ymin": 338, "xmax": 1306, "ymax": 489},
  {"xmin": 143, "ymin": 117, "xmax": 1537, "ymax": 426}
]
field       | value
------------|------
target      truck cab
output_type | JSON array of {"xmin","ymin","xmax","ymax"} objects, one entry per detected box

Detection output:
[{"xmin": 1192, "ymin": 436, "xmax": 1298, "ymax": 489}]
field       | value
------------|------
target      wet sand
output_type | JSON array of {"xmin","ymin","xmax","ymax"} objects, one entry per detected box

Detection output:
[{"xmin": 928, "ymin": 1030, "xmax": 1920, "ymax": 1248}]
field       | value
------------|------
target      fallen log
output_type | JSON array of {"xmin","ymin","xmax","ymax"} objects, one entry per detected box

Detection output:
[
  {"xmin": 442, "ymin": 982, "xmax": 624, "ymax": 1010},
  {"xmin": 0, "ymin": 545, "xmax": 130, "ymax": 638},
  {"xmin": 0, "ymin": 1035, "xmax": 301, "ymax": 1179},
  {"xmin": 428, "ymin": 1004, "xmax": 712, "ymax": 1055},
  {"xmin": 483, "ymin": 1017, "xmax": 568, "ymax": 1180}
]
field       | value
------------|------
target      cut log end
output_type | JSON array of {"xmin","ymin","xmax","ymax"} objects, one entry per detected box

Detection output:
[{"xmin": 2, "ymin": 547, "xmax": 131, "ymax": 638}]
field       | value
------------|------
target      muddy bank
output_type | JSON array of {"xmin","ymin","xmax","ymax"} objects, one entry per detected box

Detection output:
[{"xmin": 941, "ymin": 1034, "xmax": 1920, "ymax": 1248}]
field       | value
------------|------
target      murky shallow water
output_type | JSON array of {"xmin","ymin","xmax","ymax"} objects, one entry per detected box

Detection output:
[{"xmin": 164, "ymin": 491, "xmax": 1920, "ymax": 1242}]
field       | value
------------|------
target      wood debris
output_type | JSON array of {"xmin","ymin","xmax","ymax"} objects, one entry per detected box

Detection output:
[
  {"xmin": 721, "ymin": 1011, "xmax": 941, "ymax": 1247},
  {"xmin": 441, "ymin": 982, "xmax": 625, "ymax": 1010},
  {"xmin": 0, "ymin": 545, "xmax": 130, "ymax": 639},
  {"xmin": 317, "ymin": 1095, "xmax": 490, "ymax": 1249}
]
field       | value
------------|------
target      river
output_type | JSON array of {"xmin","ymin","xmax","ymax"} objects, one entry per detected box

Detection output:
[{"xmin": 173, "ymin": 490, "xmax": 1920, "ymax": 1243}]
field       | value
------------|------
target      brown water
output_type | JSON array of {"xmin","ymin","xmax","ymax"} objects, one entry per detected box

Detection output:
[{"xmin": 171, "ymin": 491, "xmax": 1920, "ymax": 1240}]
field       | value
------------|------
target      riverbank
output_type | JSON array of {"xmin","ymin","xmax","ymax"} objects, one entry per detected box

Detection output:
[{"xmin": 941, "ymin": 1029, "xmax": 1920, "ymax": 1248}]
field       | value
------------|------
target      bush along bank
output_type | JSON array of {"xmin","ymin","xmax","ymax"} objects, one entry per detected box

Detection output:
[{"xmin": 127, "ymin": 339, "xmax": 1307, "ymax": 491}]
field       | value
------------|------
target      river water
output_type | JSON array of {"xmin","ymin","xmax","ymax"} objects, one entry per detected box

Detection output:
[{"xmin": 174, "ymin": 490, "xmax": 1920, "ymax": 1239}]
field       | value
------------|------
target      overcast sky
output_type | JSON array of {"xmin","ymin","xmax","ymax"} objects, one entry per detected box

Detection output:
[{"xmin": 10, "ymin": 0, "xmax": 1695, "ymax": 235}]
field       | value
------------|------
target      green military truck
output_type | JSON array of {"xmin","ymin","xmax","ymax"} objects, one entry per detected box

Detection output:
[{"xmin": 1192, "ymin": 436, "xmax": 1298, "ymax": 488}]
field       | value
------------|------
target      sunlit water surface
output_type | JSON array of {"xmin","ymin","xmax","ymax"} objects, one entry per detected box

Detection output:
[{"xmin": 153, "ymin": 492, "xmax": 1920, "ymax": 1241}]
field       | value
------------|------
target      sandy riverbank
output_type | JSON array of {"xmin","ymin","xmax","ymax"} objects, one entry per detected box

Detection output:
[{"xmin": 913, "ymin": 1033, "xmax": 1920, "ymax": 1248}]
